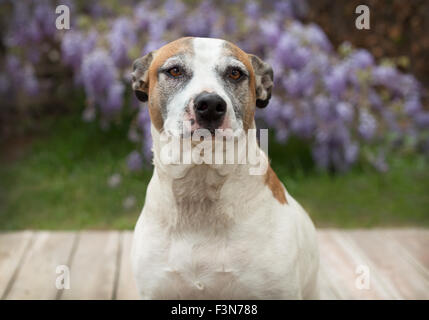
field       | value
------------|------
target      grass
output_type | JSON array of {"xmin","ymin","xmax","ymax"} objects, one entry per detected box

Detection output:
[
  {"xmin": 0, "ymin": 114, "xmax": 428, "ymax": 229},
  {"xmin": 269, "ymin": 138, "xmax": 429, "ymax": 228},
  {"xmin": 0, "ymin": 115, "xmax": 152, "ymax": 230}
]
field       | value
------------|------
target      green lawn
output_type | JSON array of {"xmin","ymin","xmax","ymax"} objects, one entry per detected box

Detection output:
[{"xmin": 0, "ymin": 114, "xmax": 428, "ymax": 229}]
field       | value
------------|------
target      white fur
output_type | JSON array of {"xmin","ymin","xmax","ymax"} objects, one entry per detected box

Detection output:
[
  {"xmin": 163, "ymin": 38, "xmax": 242, "ymax": 135},
  {"xmin": 132, "ymin": 38, "xmax": 320, "ymax": 299}
]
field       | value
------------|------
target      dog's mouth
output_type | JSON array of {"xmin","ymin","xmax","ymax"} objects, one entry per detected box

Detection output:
[
  {"xmin": 179, "ymin": 129, "xmax": 221, "ymax": 140},
  {"xmin": 187, "ymin": 116, "xmax": 232, "ymax": 135}
]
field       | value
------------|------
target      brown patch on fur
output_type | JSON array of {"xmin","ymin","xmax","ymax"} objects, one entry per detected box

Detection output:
[
  {"xmin": 265, "ymin": 165, "xmax": 288, "ymax": 205},
  {"xmin": 223, "ymin": 41, "xmax": 256, "ymax": 131},
  {"xmin": 147, "ymin": 37, "xmax": 193, "ymax": 131},
  {"xmin": 147, "ymin": 94, "xmax": 164, "ymax": 131}
]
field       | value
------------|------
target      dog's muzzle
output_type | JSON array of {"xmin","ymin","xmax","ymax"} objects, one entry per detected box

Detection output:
[{"xmin": 193, "ymin": 92, "xmax": 227, "ymax": 133}]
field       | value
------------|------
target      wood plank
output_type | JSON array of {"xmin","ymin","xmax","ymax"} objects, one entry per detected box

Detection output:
[
  {"xmin": 317, "ymin": 230, "xmax": 351, "ymax": 299},
  {"xmin": 1, "ymin": 229, "xmax": 427, "ymax": 299},
  {"xmin": 116, "ymin": 231, "xmax": 140, "ymax": 300},
  {"xmin": 317, "ymin": 259, "xmax": 342, "ymax": 299},
  {"xmin": 318, "ymin": 230, "xmax": 397, "ymax": 299},
  {"xmin": 0, "ymin": 231, "xmax": 33, "ymax": 299},
  {"xmin": 347, "ymin": 230, "xmax": 429, "ymax": 299},
  {"xmin": 333, "ymin": 230, "xmax": 404, "ymax": 299},
  {"xmin": 5, "ymin": 232, "xmax": 76, "ymax": 300},
  {"xmin": 317, "ymin": 230, "xmax": 357, "ymax": 299},
  {"xmin": 61, "ymin": 231, "xmax": 120, "ymax": 300},
  {"xmin": 382, "ymin": 229, "xmax": 429, "ymax": 269}
]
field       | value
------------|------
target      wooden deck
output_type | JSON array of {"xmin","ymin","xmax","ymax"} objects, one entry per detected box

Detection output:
[{"xmin": 0, "ymin": 229, "xmax": 427, "ymax": 300}]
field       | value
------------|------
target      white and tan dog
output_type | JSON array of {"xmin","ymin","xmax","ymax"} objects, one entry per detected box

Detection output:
[{"xmin": 131, "ymin": 37, "xmax": 319, "ymax": 299}]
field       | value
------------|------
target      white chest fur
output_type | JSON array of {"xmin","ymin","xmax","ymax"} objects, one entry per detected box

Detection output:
[
  {"xmin": 132, "ymin": 213, "xmax": 301, "ymax": 299},
  {"xmin": 131, "ymin": 165, "xmax": 319, "ymax": 299}
]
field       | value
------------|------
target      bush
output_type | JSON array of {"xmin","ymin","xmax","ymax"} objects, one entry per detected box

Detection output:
[{"xmin": 1, "ymin": 0, "xmax": 427, "ymax": 172}]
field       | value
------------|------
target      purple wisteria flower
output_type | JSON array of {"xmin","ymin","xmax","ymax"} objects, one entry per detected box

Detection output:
[
  {"xmin": 245, "ymin": 1, "xmax": 260, "ymax": 20},
  {"xmin": 105, "ymin": 82, "xmax": 125, "ymax": 115},
  {"xmin": 358, "ymin": 109, "xmax": 377, "ymax": 141},
  {"xmin": 304, "ymin": 24, "xmax": 332, "ymax": 52},
  {"xmin": 4, "ymin": 55, "xmax": 39, "ymax": 96},
  {"xmin": 82, "ymin": 49, "xmax": 117, "ymax": 99},
  {"xmin": 347, "ymin": 49, "xmax": 374, "ymax": 69},
  {"xmin": 81, "ymin": 49, "xmax": 123, "ymax": 117},
  {"xmin": 135, "ymin": 3, "xmax": 153, "ymax": 31},
  {"xmin": 127, "ymin": 151, "xmax": 143, "ymax": 172},
  {"xmin": 336, "ymin": 102, "xmax": 354, "ymax": 123},
  {"xmin": 372, "ymin": 65, "xmax": 400, "ymax": 92},
  {"xmin": 414, "ymin": 112, "xmax": 429, "ymax": 129},
  {"xmin": 6, "ymin": 0, "xmax": 55, "ymax": 49},
  {"xmin": 283, "ymin": 69, "xmax": 315, "ymax": 97},
  {"xmin": 259, "ymin": 20, "xmax": 282, "ymax": 47},
  {"xmin": 163, "ymin": 0, "xmax": 186, "ymax": 27},
  {"xmin": 324, "ymin": 64, "xmax": 348, "ymax": 97},
  {"xmin": 108, "ymin": 18, "xmax": 137, "ymax": 68},
  {"xmin": 185, "ymin": 1, "xmax": 219, "ymax": 37},
  {"xmin": 2, "ymin": 0, "xmax": 426, "ymax": 172},
  {"xmin": 62, "ymin": 31, "xmax": 97, "ymax": 74}
]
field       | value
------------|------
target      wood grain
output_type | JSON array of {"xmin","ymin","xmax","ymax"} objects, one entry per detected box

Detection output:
[
  {"xmin": 5, "ymin": 232, "xmax": 76, "ymax": 300},
  {"xmin": 1, "ymin": 229, "xmax": 427, "ymax": 300},
  {"xmin": 0, "ymin": 231, "xmax": 33, "ymax": 299},
  {"xmin": 116, "ymin": 231, "xmax": 140, "ymax": 299},
  {"xmin": 61, "ymin": 231, "xmax": 120, "ymax": 300}
]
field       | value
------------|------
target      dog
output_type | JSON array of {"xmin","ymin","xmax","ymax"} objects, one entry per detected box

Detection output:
[{"xmin": 131, "ymin": 37, "xmax": 319, "ymax": 299}]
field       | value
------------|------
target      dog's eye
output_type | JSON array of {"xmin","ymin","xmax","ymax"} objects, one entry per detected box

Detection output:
[
  {"xmin": 228, "ymin": 68, "xmax": 243, "ymax": 81},
  {"xmin": 167, "ymin": 67, "xmax": 182, "ymax": 77}
]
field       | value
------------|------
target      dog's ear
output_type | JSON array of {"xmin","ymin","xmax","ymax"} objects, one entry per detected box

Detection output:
[
  {"xmin": 248, "ymin": 54, "xmax": 274, "ymax": 109},
  {"xmin": 131, "ymin": 51, "xmax": 156, "ymax": 102}
]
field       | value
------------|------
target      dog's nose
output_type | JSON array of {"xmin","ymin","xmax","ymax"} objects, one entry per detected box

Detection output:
[{"xmin": 194, "ymin": 92, "xmax": 227, "ymax": 124}]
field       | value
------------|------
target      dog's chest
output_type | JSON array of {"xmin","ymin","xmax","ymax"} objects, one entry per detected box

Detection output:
[
  {"xmin": 161, "ymin": 238, "xmax": 244, "ymax": 297},
  {"xmin": 133, "ymin": 227, "xmax": 291, "ymax": 299}
]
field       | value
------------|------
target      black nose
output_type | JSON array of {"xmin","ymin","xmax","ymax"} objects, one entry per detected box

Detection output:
[{"xmin": 194, "ymin": 92, "xmax": 227, "ymax": 124}]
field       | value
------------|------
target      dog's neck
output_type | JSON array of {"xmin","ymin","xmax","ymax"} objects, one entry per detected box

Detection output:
[{"xmin": 148, "ymin": 125, "xmax": 268, "ymax": 233}]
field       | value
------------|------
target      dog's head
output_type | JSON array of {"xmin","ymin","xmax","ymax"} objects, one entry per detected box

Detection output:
[{"xmin": 132, "ymin": 37, "xmax": 273, "ymax": 136}]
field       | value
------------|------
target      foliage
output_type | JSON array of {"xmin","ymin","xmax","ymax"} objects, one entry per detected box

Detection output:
[{"xmin": 1, "ymin": 0, "xmax": 428, "ymax": 172}]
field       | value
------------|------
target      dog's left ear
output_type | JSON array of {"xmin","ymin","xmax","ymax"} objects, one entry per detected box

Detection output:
[
  {"xmin": 248, "ymin": 54, "xmax": 274, "ymax": 108},
  {"xmin": 131, "ymin": 51, "xmax": 156, "ymax": 102}
]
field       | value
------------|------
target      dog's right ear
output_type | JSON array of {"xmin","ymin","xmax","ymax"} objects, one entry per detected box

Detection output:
[{"xmin": 131, "ymin": 51, "xmax": 156, "ymax": 102}]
